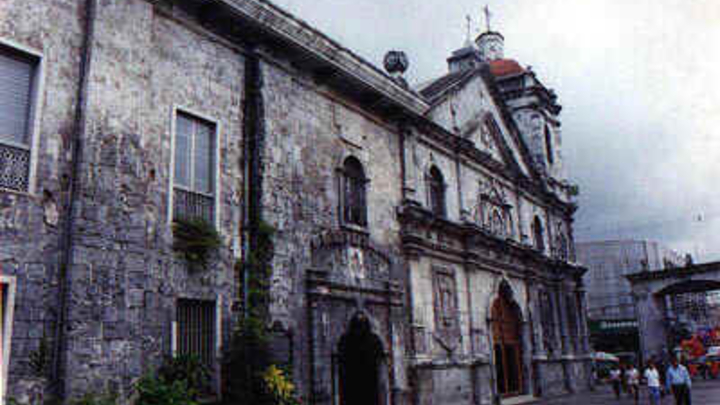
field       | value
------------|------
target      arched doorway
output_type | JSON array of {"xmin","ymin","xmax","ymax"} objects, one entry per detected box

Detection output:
[
  {"xmin": 492, "ymin": 287, "xmax": 524, "ymax": 397},
  {"xmin": 337, "ymin": 315, "xmax": 384, "ymax": 405}
]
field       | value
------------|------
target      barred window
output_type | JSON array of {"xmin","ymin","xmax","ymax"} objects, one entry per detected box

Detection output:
[
  {"xmin": 341, "ymin": 156, "xmax": 367, "ymax": 227},
  {"xmin": 0, "ymin": 46, "xmax": 37, "ymax": 192},
  {"xmin": 173, "ymin": 112, "xmax": 216, "ymax": 222},
  {"xmin": 176, "ymin": 298, "xmax": 216, "ymax": 367},
  {"xmin": 426, "ymin": 166, "xmax": 446, "ymax": 217}
]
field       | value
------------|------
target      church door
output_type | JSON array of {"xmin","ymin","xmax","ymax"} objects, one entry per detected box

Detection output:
[
  {"xmin": 492, "ymin": 293, "xmax": 523, "ymax": 397},
  {"xmin": 338, "ymin": 316, "xmax": 383, "ymax": 405}
]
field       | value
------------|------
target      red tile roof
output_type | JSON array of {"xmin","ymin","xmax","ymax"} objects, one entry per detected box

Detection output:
[{"xmin": 489, "ymin": 59, "xmax": 524, "ymax": 77}]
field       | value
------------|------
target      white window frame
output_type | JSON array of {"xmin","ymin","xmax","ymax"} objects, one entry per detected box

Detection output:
[
  {"xmin": 0, "ymin": 37, "xmax": 45, "ymax": 196},
  {"xmin": 0, "ymin": 275, "xmax": 17, "ymax": 405},
  {"xmin": 167, "ymin": 106, "xmax": 221, "ymax": 228}
]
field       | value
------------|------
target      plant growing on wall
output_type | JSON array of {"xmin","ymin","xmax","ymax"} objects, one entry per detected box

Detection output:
[
  {"xmin": 262, "ymin": 365, "xmax": 302, "ymax": 405},
  {"xmin": 28, "ymin": 337, "xmax": 50, "ymax": 378},
  {"xmin": 172, "ymin": 218, "xmax": 221, "ymax": 270},
  {"xmin": 223, "ymin": 220, "xmax": 280, "ymax": 404}
]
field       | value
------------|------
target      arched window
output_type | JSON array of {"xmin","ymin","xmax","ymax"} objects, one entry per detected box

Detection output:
[
  {"xmin": 532, "ymin": 216, "xmax": 544, "ymax": 251},
  {"xmin": 342, "ymin": 157, "xmax": 367, "ymax": 226},
  {"xmin": 544, "ymin": 124, "xmax": 554, "ymax": 165},
  {"xmin": 427, "ymin": 166, "xmax": 446, "ymax": 217}
]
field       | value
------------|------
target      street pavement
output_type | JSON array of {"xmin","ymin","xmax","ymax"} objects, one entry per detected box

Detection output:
[{"xmin": 529, "ymin": 379, "xmax": 720, "ymax": 404}]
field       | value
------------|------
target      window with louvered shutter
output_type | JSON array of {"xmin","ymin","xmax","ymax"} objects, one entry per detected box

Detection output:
[
  {"xmin": 0, "ymin": 47, "xmax": 36, "ymax": 192},
  {"xmin": 173, "ymin": 112, "xmax": 216, "ymax": 222}
]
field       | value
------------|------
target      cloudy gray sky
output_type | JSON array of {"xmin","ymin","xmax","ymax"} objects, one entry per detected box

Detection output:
[{"xmin": 270, "ymin": 0, "xmax": 720, "ymax": 263}]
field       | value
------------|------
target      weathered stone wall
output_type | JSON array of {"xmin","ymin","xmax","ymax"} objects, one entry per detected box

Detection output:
[
  {"xmin": 259, "ymin": 57, "xmax": 406, "ymax": 397},
  {"xmin": 60, "ymin": 0, "xmax": 244, "ymax": 397},
  {"xmin": 536, "ymin": 360, "xmax": 566, "ymax": 397},
  {"xmin": 0, "ymin": 0, "xmax": 85, "ymax": 398}
]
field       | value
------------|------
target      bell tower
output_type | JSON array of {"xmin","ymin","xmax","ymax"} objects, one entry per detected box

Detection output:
[{"xmin": 476, "ymin": 6, "xmax": 504, "ymax": 61}]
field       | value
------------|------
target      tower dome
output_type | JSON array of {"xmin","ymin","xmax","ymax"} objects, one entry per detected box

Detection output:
[{"xmin": 476, "ymin": 31, "xmax": 504, "ymax": 61}]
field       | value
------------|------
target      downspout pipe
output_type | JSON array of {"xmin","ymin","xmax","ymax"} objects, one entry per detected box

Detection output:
[
  {"xmin": 241, "ymin": 46, "xmax": 265, "ymax": 318},
  {"xmin": 52, "ymin": 0, "xmax": 96, "ymax": 399}
]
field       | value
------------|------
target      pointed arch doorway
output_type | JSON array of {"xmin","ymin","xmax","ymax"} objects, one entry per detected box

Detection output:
[
  {"xmin": 491, "ymin": 287, "xmax": 524, "ymax": 398},
  {"xmin": 337, "ymin": 315, "xmax": 384, "ymax": 405}
]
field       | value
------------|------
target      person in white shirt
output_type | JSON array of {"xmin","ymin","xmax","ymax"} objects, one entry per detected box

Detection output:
[
  {"xmin": 644, "ymin": 360, "xmax": 661, "ymax": 405},
  {"xmin": 626, "ymin": 364, "xmax": 640, "ymax": 404},
  {"xmin": 609, "ymin": 366, "xmax": 622, "ymax": 399}
]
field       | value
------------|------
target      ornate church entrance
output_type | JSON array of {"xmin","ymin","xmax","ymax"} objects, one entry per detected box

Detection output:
[
  {"xmin": 492, "ymin": 289, "xmax": 524, "ymax": 397},
  {"xmin": 337, "ymin": 315, "xmax": 383, "ymax": 405}
]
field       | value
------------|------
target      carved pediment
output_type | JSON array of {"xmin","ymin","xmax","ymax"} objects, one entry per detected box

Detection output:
[
  {"xmin": 472, "ymin": 178, "xmax": 514, "ymax": 238},
  {"xmin": 311, "ymin": 229, "xmax": 391, "ymax": 281}
]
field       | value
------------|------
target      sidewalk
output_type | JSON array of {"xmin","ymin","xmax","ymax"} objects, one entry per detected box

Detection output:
[{"xmin": 527, "ymin": 379, "xmax": 720, "ymax": 404}]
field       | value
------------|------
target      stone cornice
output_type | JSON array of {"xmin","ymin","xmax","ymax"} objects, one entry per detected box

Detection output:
[
  {"xmin": 207, "ymin": 0, "xmax": 428, "ymax": 115},
  {"xmin": 397, "ymin": 203, "xmax": 586, "ymax": 279}
]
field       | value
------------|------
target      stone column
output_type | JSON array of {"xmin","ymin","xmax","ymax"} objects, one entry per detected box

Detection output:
[
  {"xmin": 632, "ymin": 288, "xmax": 668, "ymax": 364},
  {"xmin": 576, "ymin": 287, "xmax": 590, "ymax": 353},
  {"xmin": 554, "ymin": 287, "xmax": 569, "ymax": 355}
]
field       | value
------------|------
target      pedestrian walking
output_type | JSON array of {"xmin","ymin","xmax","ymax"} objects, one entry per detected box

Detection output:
[
  {"xmin": 666, "ymin": 357, "xmax": 692, "ymax": 405},
  {"xmin": 644, "ymin": 360, "xmax": 662, "ymax": 405},
  {"xmin": 620, "ymin": 363, "xmax": 628, "ymax": 395},
  {"xmin": 627, "ymin": 363, "xmax": 640, "ymax": 404},
  {"xmin": 609, "ymin": 365, "xmax": 622, "ymax": 400}
]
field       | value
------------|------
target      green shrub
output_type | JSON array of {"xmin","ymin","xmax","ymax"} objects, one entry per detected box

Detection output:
[
  {"xmin": 135, "ymin": 374, "xmax": 196, "ymax": 405},
  {"xmin": 157, "ymin": 355, "xmax": 211, "ymax": 399}
]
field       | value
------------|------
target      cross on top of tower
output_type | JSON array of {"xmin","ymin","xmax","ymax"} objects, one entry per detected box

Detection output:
[{"xmin": 483, "ymin": 5, "xmax": 492, "ymax": 32}]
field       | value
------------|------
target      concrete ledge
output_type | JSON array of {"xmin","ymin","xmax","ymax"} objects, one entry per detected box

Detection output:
[{"xmin": 502, "ymin": 395, "xmax": 535, "ymax": 405}]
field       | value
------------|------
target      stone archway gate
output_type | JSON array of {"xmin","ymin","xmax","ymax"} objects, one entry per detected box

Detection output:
[{"xmin": 627, "ymin": 261, "xmax": 720, "ymax": 363}]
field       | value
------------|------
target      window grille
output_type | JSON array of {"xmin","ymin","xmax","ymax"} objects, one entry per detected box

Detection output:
[
  {"xmin": 0, "ymin": 47, "xmax": 36, "ymax": 192},
  {"xmin": 173, "ymin": 188, "xmax": 214, "ymax": 223},
  {"xmin": 176, "ymin": 299, "xmax": 216, "ymax": 366},
  {"xmin": 173, "ymin": 112, "xmax": 215, "ymax": 222},
  {"xmin": 0, "ymin": 143, "xmax": 30, "ymax": 191}
]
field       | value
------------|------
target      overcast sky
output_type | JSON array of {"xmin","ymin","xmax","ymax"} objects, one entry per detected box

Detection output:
[{"xmin": 269, "ymin": 0, "xmax": 720, "ymax": 263}]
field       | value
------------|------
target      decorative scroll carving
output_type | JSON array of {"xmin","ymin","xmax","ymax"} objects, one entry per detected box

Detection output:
[
  {"xmin": 311, "ymin": 229, "xmax": 391, "ymax": 281},
  {"xmin": 554, "ymin": 222, "xmax": 569, "ymax": 260},
  {"xmin": 432, "ymin": 266, "xmax": 461, "ymax": 352},
  {"xmin": 473, "ymin": 178, "xmax": 514, "ymax": 238}
]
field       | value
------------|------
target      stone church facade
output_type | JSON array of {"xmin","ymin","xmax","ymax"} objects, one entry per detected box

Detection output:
[{"xmin": 0, "ymin": 0, "xmax": 590, "ymax": 404}]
